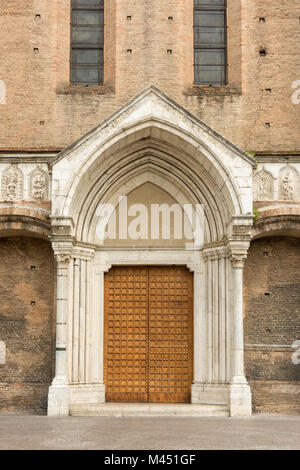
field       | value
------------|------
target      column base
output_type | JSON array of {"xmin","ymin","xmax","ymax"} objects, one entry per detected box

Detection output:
[
  {"xmin": 192, "ymin": 382, "xmax": 252, "ymax": 417},
  {"xmin": 47, "ymin": 382, "xmax": 70, "ymax": 416},
  {"xmin": 191, "ymin": 383, "xmax": 229, "ymax": 406},
  {"xmin": 70, "ymin": 384, "xmax": 106, "ymax": 406},
  {"xmin": 229, "ymin": 382, "xmax": 252, "ymax": 417}
]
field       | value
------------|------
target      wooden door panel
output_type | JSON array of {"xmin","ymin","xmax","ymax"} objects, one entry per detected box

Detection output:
[
  {"xmin": 148, "ymin": 266, "xmax": 193, "ymax": 403},
  {"xmin": 104, "ymin": 266, "xmax": 148, "ymax": 403},
  {"xmin": 104, "ymin": 266, "xmax": 193, "ymax": 403}
]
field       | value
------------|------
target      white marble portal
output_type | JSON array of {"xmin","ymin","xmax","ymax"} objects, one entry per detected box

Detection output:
[{"xmin": 48, "ymin": 85, "xmax": 255, "ymax": 417}]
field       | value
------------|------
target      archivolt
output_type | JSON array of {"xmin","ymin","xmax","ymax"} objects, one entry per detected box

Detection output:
[
  {"xmin": 64, "ymin": 122, "xmax": 243, "ymax": 244},
  {"xmin": 74, "ymin": 147, "xmax": 227, "ymax": 244}
]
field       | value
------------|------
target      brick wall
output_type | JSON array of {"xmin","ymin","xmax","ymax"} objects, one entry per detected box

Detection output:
[
  {"xmin": 244, "ymin": 236, "xmax": 300, "ymax": 413},
  {"xmin": 0, "ymin": 237, "xmax": 55, "ymax": 414},
  {"xmin": 0, "ymin": 0, "xmax": 299, "ymax": 153}
]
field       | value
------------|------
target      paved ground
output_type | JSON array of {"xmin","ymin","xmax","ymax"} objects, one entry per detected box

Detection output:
[{"xmin": 0, "ymin": 414, "xmax": 299, "ymax": 450}]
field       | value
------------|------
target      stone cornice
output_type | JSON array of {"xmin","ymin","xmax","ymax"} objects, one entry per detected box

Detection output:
[
  {"xmin": 0, "ymin": 153, "xmax": 58, "ymax": 165},
  {"xmin": 255, "ymin": 153, "xmax": 300, "ymax": 164}
]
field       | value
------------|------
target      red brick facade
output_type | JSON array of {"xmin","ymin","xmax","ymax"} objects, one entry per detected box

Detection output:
[
  {"xmin": 0, "ymin": 1, "xmax": 299, "ymax": 414},
  {"xmin": 244, "ymin": 237, "xmax": 300, "ymax": 413},
  {"xmin": 0, "ymin": 1, "xmax": 299, "ymax": 153},
  {"xmin": 0, "ymin": 237, "xmax": 55, "ymax": 414}
]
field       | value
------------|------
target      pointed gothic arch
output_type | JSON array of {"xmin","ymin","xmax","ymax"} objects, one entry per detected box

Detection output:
[{"xmin": 48, "ymin": 86, "xmax": 255, "ymax": 418}]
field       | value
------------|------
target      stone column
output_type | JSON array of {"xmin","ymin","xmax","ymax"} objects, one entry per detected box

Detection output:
[
  {"xmin": 190, "ymin": 263, "xmax": 206, "ymax": 402},
  {"xmin": 68, "ymin": 262, "xmax": 108, "ymax": 407},
  {"xmin": 68, "ymin": 247, "xmax": 106, "ymax": 407},
  {"xmin": 191, "ymin": 248, "xmax": 229, "ymax": 407},
  {"xmin": 231, "ymin": 254, "xmax": 248, "ymax": 385},
  {"xmin": 227, "ymin": 245, "xmax": 252, "ymax": 416},
  {"xmin": 88, "ymin": 262, "xmax": 111, "ymax": 400},
  {"xmin": 48, "ymin": 252, "xmax": 71, "ymax": 416}
]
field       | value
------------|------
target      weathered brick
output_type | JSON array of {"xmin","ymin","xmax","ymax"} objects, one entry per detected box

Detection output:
[
  {"xmin": 0, "ymin": 237, "xmax": 55, "ymax": 414},
  {"xmin": 244, "ymin": 236, "xmax": 300, "ymax": 414},
  {"xmin": 0, "ymin": 1, "xmax": 299, "ymax": 153}
]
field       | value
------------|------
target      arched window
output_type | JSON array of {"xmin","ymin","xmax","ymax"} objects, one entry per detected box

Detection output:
[
  {"xmin": 194, "ymin": 0, "xmax": 227, "ymax": 85},
  {"xmin": 71, "ymin": 0, "xmax": 104, "ymax": 85}
]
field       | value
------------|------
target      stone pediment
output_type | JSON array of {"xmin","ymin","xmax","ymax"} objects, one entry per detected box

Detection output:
[
  {"xmin": 52, "ymin": 84, "xmax": 255, "ymax": 169},
  {"xmin": 51, "ymin": 84, "xmax": 254, "ymax": 239}
]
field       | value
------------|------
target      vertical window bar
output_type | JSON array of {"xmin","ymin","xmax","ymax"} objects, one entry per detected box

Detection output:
[
  {"xmin": 194, "ymin": 0, "xmax": 227, "ymax": 86},
  {"xmin": 71, "ymin": 0, "xmax": 104, "ymax": 85}
]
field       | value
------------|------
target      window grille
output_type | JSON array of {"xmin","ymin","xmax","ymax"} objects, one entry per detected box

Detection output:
[
  {"xmin": 194, "ymin": 0, "xmax": 227, "ymax": 85},
  {"xmin": 71, "ymin": 0, "xmax": 104, "ymax": 85}
]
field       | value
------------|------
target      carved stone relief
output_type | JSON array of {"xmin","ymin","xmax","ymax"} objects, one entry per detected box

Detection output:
[
  {"xmin": 29, "ymin": 167, "xmax": 49, "ymax": 200},
  {"xmin": 279, "ymin": 165, "xmax": 299, "ymax": 201},
  {"xmin": 1, "ymin": 164, "xmax": 23, "ymax": 201},
  {"xmin": 253, "ymin": 169, "xmax": 274, "ymax": 201}
]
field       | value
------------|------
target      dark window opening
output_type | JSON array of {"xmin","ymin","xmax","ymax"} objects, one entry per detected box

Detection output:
[
  {"xmin": 194, "ymin": 0, "xmax": 227, "ymax": 85},
  {"xmin": 71, "ymin": 0, "xmax": 104, "ymax": 85}
]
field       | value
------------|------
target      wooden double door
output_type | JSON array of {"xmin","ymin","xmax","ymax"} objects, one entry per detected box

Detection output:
[{"xmin": 104, "ymin": 266, "xmax": 193, "ymax": 403}]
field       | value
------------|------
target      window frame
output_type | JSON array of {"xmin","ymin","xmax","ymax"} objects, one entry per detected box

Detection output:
[
  {"xmin": 70, "ymin": 0, "xmax": 104, "ymax": 86},
  {"xmin": 193, "ymin": 0, "xmax": 227, "ymax": 86}
]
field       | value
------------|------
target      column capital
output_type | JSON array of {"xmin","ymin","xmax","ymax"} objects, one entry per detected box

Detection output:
[
  {"xmin": 226, "ymin": 240, "xmax": 250, "ymax": 268},
  {"xmin": 72, "ymin": 245, "xmax": 95, "ymax": 261},
  {"xmin": 202, "ymin": 245, "xmax": 227, "ymax": 262},
  {"xmin": 55, "ymin": 252, "xmax": 72, "ymax": 266},
  {"xmin": 52, "ymin": 240, "xmax": 73, "ymax": 266}
]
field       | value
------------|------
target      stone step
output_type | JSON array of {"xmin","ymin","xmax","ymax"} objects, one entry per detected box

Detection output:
[{"xmin": 70, "ymin": 403, "xmax": 229, "ymax": 417}]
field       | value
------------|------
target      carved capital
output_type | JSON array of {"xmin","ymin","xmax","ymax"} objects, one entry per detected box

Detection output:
[
  {"xmin": 229, "ymin": 253, "xmax": 247, "ymax": 269},
  {"xmin": 226, "ymin": 240, "xmax": 250, "ymax": 269},
  {"xmin": 29, "ymin": 166, "xmax": 49, "ymax": 201},
  {"xmin": 55, "ymin": 253, "xmax": 71, "ymax": 266},
  {"xmin": 51, "ymin": 217, "xmax": 74, "ymax": 238}
]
